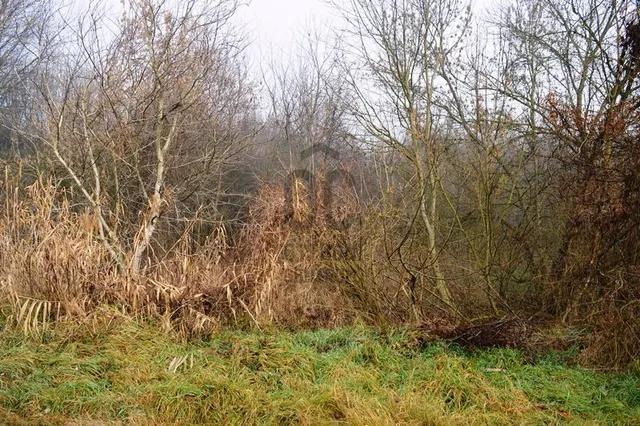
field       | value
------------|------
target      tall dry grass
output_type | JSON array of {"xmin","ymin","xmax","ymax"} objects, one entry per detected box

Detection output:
[
  {"xmin": 0, "ymin": 167, "xmax": 375, "ymax": 337},
  {"xmin": 0, "ymin": 171, "xmax": 234, "ymax": 338},
  {"xmin": 0, "ymin": 165, "xmax": 466, "ymax": 337}
]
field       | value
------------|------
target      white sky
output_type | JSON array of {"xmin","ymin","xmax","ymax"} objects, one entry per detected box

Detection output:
[
  {"xmin": 73, "ymin": 1, "xmax": 498, "ymax": 69},
  {"xmin": 236, "ymin": 0, "xmax": 335, "ymax": 68},
  {"xmin": 237, "ymin": 0, "xmax": 498, "ymax": 66}
]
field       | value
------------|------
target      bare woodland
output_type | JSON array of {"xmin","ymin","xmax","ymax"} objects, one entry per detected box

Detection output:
[{"xmin": 0, "ymin": 0, "xmax": 639, "ymax": 369}]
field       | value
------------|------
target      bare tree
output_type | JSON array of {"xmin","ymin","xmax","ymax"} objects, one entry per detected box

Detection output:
[
  {"xmin": 31, "ymin": 0, "xmax": 254, "ymax": 274},
  {"xmin": 334, "ymin": 0, "xmax": 472, "ymax": 315},
  {"xmin": 496, "ymin": 0, "xmax": 638, "ymax": 289},
  {"xmin": 262, "ymin": 25, "xmax": 350, "ymax": 174},
  {"xmin": 0, "ymin": 0, "xmax": 55, "ymax": 154},
  {"xmin": 428, "ymin": 13, "xmax": 549, "ymax": 314}
]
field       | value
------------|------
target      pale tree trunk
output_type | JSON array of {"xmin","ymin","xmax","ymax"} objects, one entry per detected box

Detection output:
[
  {"xmin": 130, "ymin": 102, "xmax": 179, "ymax": 275},
  {"xmin": 413, "ymin": 131, "xmax": 454, "ymax": 313},
  {"xmin": 417, "ymin": 13, "xmax": 455, "ymax": 314}
]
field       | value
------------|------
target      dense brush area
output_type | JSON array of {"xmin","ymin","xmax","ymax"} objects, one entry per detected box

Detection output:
[{"xmin": 2, "ymin": 167, "xmax": 639, "ymax": 372}]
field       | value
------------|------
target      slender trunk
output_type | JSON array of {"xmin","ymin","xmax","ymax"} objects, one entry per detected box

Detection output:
[
  {"xmin": 414, "ymin": 141, "xmax": 454, "ymax": 313},
  {"xmin": 130, "ymin": 100, "xmax": 178, "ymax": 275}
]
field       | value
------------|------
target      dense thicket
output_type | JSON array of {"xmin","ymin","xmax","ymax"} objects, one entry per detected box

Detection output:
[{"xmin": 0, "ymin": 0, "xmax": 638, "ymax": 369}]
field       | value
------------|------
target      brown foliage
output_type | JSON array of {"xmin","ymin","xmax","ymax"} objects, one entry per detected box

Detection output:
[{"xmin": 543, "ymin": 92, "xmax": 640, "ymax": 369}]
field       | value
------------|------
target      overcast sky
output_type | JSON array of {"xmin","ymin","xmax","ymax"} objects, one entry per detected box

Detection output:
[
  {"xmin": 236, "ymin": 0, "xmax": 334, "ymax": 68},
  {"xmin": 237, "ymin": 0, "xmax": 497, "ymax": 65}
]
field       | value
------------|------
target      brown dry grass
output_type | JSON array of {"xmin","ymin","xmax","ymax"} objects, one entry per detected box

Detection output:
[
  {"xmin": 0, "ymin": 174, "xmax": 233, "ymax": 338},
  {"xmin": 0, "ymin": 169, "xmax": 368, "ymax": 337},
  {"xmin": 0, "ymin": 168, "xmax": 531, "ymax": 336}
]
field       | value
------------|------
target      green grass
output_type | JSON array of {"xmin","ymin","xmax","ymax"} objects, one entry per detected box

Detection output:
[{"xmin": 0, "ymin": 316, "xmax": 638, "ymax": 425}]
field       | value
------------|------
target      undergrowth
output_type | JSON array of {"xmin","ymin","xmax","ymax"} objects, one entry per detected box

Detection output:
[{"xmin": 0, "ymin": 314, "xmax": 638, "ymax": 425}]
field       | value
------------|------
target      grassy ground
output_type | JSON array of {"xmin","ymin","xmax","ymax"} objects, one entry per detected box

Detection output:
[{"xmin": 0, "ymin": 313, "xmax": 638, "ymax": 425}]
